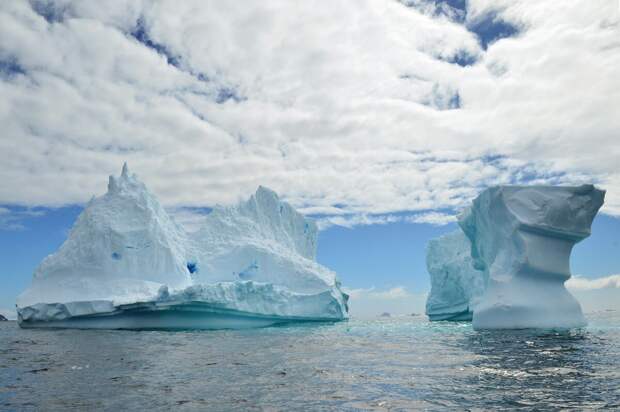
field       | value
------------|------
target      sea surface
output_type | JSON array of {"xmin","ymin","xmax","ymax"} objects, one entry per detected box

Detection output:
[{"xmin": 1, "ymin": 312, "xmax": 620, "ymax": 411}]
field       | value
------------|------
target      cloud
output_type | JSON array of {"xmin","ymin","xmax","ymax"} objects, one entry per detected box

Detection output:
[
  {"xmin": 566, "ymin": 275, "xmax": 620, "ymax": 313},
  {"xmin": 0, "ymin": 307, "xmax": 17, "ymax": 320},
  {"xmin": 315, "ymin": 210, "xmax": 456, "ymax": 230},
  {"xmin": 567, "ymin": 274, "xmax": 620, "ymax": 291},
  {"xmin": 0, "ymin": 206, "xmax": 45, "ymax": 231},
  {"xmin": 315, "ymin": 214, "xmax": 403, "ymax": 230},
  {"xmin": 0, "ymin": 0, "xmax": 618, "ymax": 227},
  {"xmin": 403, "ymin": 211, "xmax": 457, "ymax": 226},
  {"xmin": 345, "ymin": 286, "xmax": 412, "ymax": 300}
]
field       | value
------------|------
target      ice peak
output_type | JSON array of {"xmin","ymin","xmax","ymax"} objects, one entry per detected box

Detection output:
[
  {"xmin": 121, "ymin": 162, "xmax": 129, "ymax": 178},
  {"xmin": 107, "ymin": 163, "xmax": 145, "ymax": 196},
  {"xmin": 254, "ymin": 185, "xmax": 280, "ymax": 205},
  {"xmin": 256, "ymin": 185, "xmax": 275, "ymax": 194},
  {"xmin": 195, "ymin": 185, "xmax": 319, "ymax": 262},
  {"xmin": 22, "ymin": 162, "xmax": 191, "ymax": 300},
  {"xmin": 247, "ymin": 185, "xmax": 293, "ymax": 219}
]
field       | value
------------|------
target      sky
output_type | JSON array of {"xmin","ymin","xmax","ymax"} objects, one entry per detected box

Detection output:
[{"xmin": 1, "ymin": 0, "xmax": 619, "ymax": 318}]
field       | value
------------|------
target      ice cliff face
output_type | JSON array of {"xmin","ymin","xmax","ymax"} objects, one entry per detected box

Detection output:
[
  {"xmin": 425, "ymin": 230, "xmax": 486, "ymax": 321},
  {"xmin": 191, "ymin": 186, "xmax": 335, "ymax": 295},
  {"xmin": 196, "ymin": 186, "xmax": 317, "ymax": 260},
  {"xmin": 18, "ymin": 164, "xmax": 191, "ymax": 309},
  {"xmin": 459, "ymin": 184, "xmax": 605, "ymax": 329},
  {"xmin": 17, "ymin": 165, "xmax": 348, "ymax": 329}
]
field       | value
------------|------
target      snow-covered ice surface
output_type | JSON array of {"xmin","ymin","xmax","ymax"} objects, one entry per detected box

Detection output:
[
  {"xmin": 190, "ymin": 186, "xmax": 336, "ymax": 295},
  {"xmin": 17, "ymin": 165, "xmax": 348, "ymax": 329},
  {"xmin": 425, "ymin": 230, "xmax": 486, "ymax": 321},
  {"xmin": 458, "ymin": 184, "xmax": 605, "ymax": 330}
]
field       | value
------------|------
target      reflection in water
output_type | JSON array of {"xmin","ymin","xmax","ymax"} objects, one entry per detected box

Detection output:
[{"xmin": 1, "ymin": 312, "xmax": 619, "ymax": 410}]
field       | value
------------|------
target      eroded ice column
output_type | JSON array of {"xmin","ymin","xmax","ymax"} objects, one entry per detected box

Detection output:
[{"xmin": 459, "ymin": 184, "xmax": 605, "ymax": 329}]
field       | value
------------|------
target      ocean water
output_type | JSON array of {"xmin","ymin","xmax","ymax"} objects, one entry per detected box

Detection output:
[{"xmin": 1, "ymin": 312, "xmax": 619, "ymax": 411}]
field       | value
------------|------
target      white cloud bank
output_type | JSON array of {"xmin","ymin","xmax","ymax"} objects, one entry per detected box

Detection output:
[
  {"xmin": 0, "ymin": 307, "xmax": 17, "ymax": 320},
  {"xmin": 567, "ymin": 274, "xmax": 620, "ymax": 291},
  {"xmin": 0, "ymin": 0, "xmax": 619, "ymax": 225},
  {"xmin": 315, "ymin": 211, "xmax": 456, "ymax": 230},
  {"xmin": 567, "ymin": 274, "xmax": 620, "ymax": 312}
]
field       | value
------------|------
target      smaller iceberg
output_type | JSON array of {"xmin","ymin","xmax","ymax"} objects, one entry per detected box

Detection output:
[
  {"xmin": 462, "ymin": 184, "xmax": 605, "ymax": 329},
  {"xmin": 425, "ymin": 230, "xmax": 486, "ymax": 321},
  {"xmin": 425, "ymin": 184, "xmax": 605, "ymax": 329},
  {"xmin": 17, "ymin": 164, "xmax": 348, "ymax": 329}
]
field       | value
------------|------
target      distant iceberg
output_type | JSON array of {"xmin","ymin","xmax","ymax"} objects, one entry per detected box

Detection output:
[
  {"xmin": 426, "ymin": 184, "xmax": 605, "ymax": 329},
  {"xmin": 17, "ymin": 164, "xmax": 348, "ymax": 329},
  {"xmin": 425, "ymin": 230, "xmax": 486, "ymax": 321}
]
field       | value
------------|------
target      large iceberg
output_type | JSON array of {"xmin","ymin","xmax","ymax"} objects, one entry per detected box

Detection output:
[
  {"xmin": 459, "ymin": 184, "xmax": 605, "ymax": 329},
  {"xmin": 425, "ymin": 230, "xmax": 486, "ymax": 321},
  {"xmin": 17, "ymin": 165, "xmax": 348, "ymax": 329}
]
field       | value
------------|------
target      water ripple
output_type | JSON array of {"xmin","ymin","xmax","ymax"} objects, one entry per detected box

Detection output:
[{"xmin": 1, "ymin": 311, "xmax": 619, "ymax": 410}]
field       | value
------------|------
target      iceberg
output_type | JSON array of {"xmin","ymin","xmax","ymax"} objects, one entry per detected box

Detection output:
[
  {"xmin": 458, "ymin": 184, "xmax": 605, "ymax": 330},
  {"xmin": 17, "ymin": 164, "xmax": 348, "ymax": 329},
  {"xmin": 425, "ymin": 230, "xmax": 486, "ymax": 321}
]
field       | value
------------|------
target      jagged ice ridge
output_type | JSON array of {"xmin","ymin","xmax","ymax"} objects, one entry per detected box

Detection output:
[{"xmin": 17, "ymin": 164, "xmax": 349, "ymax": 329}]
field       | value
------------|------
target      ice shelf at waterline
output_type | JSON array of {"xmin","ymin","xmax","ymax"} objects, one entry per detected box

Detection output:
[
  {"xmin": 425, "ymin": 230, "xmax": 486, "ymax": 321},
  {"xmin": 458, "ymin": 184, "xmax": 605, "ymax": 330},
  {"xmin": 17, "ymin": 164, "xmax": 349, "ymax": 329}
]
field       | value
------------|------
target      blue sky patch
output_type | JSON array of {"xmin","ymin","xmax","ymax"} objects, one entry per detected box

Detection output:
[
  {"xmin": 445, "ymin": 49, "xmax": 478, "ymax": 67},
  {"xmin": 130, "ymin": 17, "xmax": 181, "ymax": 68},
  {"xmin": 216, "ymin": 87, "xmax": 246, "ymax": 104},
  {"xmin": 423, "ymin": 84, "xmax": 461, "ymax": 110},
  {"xmin": 401, "ymin": 1, "xmax": 521, "ymax": 51},
  {"xmin": 401, "ymin": 0, "xmax": 466, "ymax": 23},
  {"xmin": 0, "ymin": 58, "xmax": 26, "ymax": 79},
  {"xmin": 467, "ymin": 11, "xmax": 521, "ymax": 50},
  {"xmin": 29, "ymin": 0, "xmax": 67, "ymax": 24}
]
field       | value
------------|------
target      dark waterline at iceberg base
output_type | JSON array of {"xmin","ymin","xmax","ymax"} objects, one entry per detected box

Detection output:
[{"xmin": 2, "ymin": 312, "xmax": 619, "ymax": 411}]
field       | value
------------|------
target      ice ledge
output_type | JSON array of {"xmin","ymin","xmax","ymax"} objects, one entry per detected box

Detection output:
[{"xmin": 18, "ymin": 281, "xmax": 348, "ymax": 328}]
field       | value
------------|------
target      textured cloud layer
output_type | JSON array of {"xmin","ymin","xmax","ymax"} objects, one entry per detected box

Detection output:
[
  {"xmin": 1, "ymin": 0, "xmax": 618, "ymax": 224},
  {"xmin": 567, "ymin": 274, "xmax": 620, "ymax": 291}
]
